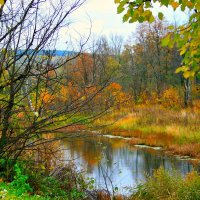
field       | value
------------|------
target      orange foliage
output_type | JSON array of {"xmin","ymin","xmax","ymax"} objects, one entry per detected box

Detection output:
[
  {"xmin": 70, "ymin": 53, "xmax": 94, "ymax": 85},
  {"xmin": 168, "ymin": 143, "xmax": 200, "ymax": 158},
  {"xmin": 185, "ymin": 171, "xmax": 199, "ymax": 182},
  {"xmin": 105, "ymin": 82, "xmax": 130, "ymax": 108},
  {"xmin": 192, "ymin": 83, "xmax": 200, "ymax": 99},
  {"xmin": 17, "ymin": 112, "xmax": 24, "ymax": 118},
  {"xmin": 60, "ymin": 85, "xmax": 69, "ymax": 100},
  {"xmin": 139, "ymin": 87, "xmax": 181, "ymax": 108},
  {"xmin": 107, "ymin": 82, "xmax": 122, "ymax": 91},
  {"xmin": 192, "ymin": 99, "xmax": 200, "ymax": 111},
  {"xmin": 138, "ymin": 91, "xmax": 159, "ymax": 105},
  {"xmin": 151, "ymin": 92, "xmax": 159, "ymax": 104},
  {"xmin": 76, "ymin": 53, "xmax": 93, "ymax": 70},
  {"xmin": 84, "ymin": 86, "xmax": 97, "ymax": 95},
  {"xmin": 161, "ymin": 87, "xmax": 181, "ymax": 108},
  {"xmin": 96, "ymin": 191, "xmax": 124, "ymax": 200},
  {"xmin": 46, "ymin": 69, "xmax": 57, "ymax": 78},
  {"xmin": 40, "ymin": 90, "xmax": 55, "ymax": 104},
  {"xmin": 58, "ymin": 82, "xmax": 81, "ymax": 104},
  {"xmin": 67, "ymin": 83, "xmax": 80, "ymax": 100}
]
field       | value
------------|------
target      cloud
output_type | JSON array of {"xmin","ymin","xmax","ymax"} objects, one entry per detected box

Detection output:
[
  {"xmin": 69, "ymin": 0, "xmax": 137, "ymax": 38},
  {"xmin": 56, "ymin": 0, "xmax": 188, "ymax": 49}
]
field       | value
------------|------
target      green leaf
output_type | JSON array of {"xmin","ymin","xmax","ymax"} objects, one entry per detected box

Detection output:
[
  {"xmin": 143, "ymin": 10, "xmax": 152, "ymax": 19},
  {"xmin": 129, "ymin": 18, "xmax": 137, "ymax": 23},
  {"xmin": 181, "ymin": 3, "xmax": 186, "ymax": 11},
  {"xmin": 161, "ymin": 34, "xmax": 170, "ymax": 46},
  {"xmin": 120, "ymin": 0, "xmax": 128, "ymax": 6},
  {"xmin": 158, "ymin": 12, "xmax": 164, "ymax": 20},
  {"xmin": 168, "ymin": 25, "xmax": 174, "ymax": 30},
  {"xmin": 130, "ymin": 8, "xmax": 134, "ymax": 16},
  {"xmin": 145, "ymin": 1, "xmax": 152, "ymax": 8},
  {"xmin": 161, "ymin": 38, "xmax": 169, "ymax": 47},
  {"xmin": 138, "ymin": 16, "xmax": 144, "ymax": 22},
  {"xmin": 117, "ymin": 4, "xmax": 125, "ymax": 14},
  {"xmin": 123, "ymin": 14, "xmax": 129, "ymax": 22},
  {"xmin": 197, "ymin": 72, "xmax": 200, "ymax": 79},
  {"xmin": 161, "ymin": 0, "xmax": 169, "ymax": 6},
  {"xmin": 149, "ymin": 15, "xmax": 155, "ymax": 23}
]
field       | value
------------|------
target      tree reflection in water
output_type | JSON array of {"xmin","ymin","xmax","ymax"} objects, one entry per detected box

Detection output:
[{"xmin": 62, "ymin": 135, "xmax": 194, "ymax": 193}]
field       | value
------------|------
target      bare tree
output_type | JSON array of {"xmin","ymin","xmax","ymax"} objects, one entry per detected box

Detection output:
[
  {"xmin": 109, "ymin": 34, "xmax": 123, "ymax": 62},
  {"xmin": 120, "ymin": 20, "xmax": 182, "ymax": 100},
  {"xmin": 0, "ymin": 0, "xmax": 111, "ymax": 162}
]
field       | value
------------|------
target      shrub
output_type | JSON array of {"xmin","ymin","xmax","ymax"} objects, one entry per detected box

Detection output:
[
  {"xmin": 131, "ymin": 168, "xmax": 200, "ymax": 200},
  {"xmin": 161, "ymin": 87, "xmax": 181, "ymax": 109},
  {"xmin": 10, "ymin": 164, "xmax": 33, "ymax": 196},
  {"xmin": 0, "ymin": 161, "xmax": 91, "ymax": 199}
]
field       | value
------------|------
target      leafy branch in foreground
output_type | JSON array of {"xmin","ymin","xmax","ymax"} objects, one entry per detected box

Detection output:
[{"xmin": 115, "ymin": 0, "xmax": 200, "ymax": 79}]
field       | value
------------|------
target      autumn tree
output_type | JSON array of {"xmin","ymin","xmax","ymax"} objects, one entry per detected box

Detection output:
[
  {"xmin": 0, "ymin": 0, "xmax": 112, "ymax": 164},
  {"xmin": 120, "ymin": 21, "xmax": 182, "ymax": 102},
  {"xmin": 115, "ymin": 0, "xmax": 200, "ymax": 106},
  {"xmin": 61, "ymin": 36, "xmax": 123, "ymax": 112}
]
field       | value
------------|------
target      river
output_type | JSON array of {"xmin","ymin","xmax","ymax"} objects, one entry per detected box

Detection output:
[{"xmin": 61, "ymin": 134, "xmax": 195, "ymax": 194}]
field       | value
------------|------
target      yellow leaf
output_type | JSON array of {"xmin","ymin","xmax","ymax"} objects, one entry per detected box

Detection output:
[
  {"xmin": 196, "ymin": 3, "xmax": 200, "ymax": 10},
  {"xmin": 114, "ymin": 0, "xmax": 120, "ymax": 3},
  {"xmin": 81, "ymin": 96, "xmax": 86, "ymax": 101},
  {"xmin": 191, "ymin": 50, "xmax": 197, "ymax": 56},
  {"xmin": 183, "ymin": 71, "xmax": 195, "ymax": 78},
  {"xmin": 0, "ymin": 0, "xmax": 4, "ymax": 6},
  {"xmin": 138, "ymin": 6, "xmax": 143, "ymax": 13},
  {"xmin": 168, "ymin": 25, "xmax": 174, "ymax": 30},
  {"xmin": 41, "ymin": 165, "xmax": 46, "ymax": 170},
  {"xmin": 175, "ymin": 66, "xmax": 189, "ymax": 73},
  {"xmin": 186, "ymin": 1, "xmax": 193, "ymax": 8},
  {"xmin": 180, "ymin": 43, "xmax": 189, "ymax": 55},
  {"xmin": 171, "ymin": 2, "xmax": 179, "ymax": 9}
]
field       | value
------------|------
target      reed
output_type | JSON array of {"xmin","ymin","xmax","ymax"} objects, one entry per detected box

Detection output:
[{"xmin": 94, "ymin": 105, "xmax": 200, "ymax": 158}]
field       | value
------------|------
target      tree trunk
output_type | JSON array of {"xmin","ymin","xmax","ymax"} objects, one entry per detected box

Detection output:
[{"xmin": 184, "ymin": 78, "xmax": 191, "ymax": 107}]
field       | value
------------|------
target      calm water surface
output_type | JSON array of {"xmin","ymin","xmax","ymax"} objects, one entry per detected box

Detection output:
[{"xmin": 62, "ymin": 134, "xmax": 195, "ymax": 193}]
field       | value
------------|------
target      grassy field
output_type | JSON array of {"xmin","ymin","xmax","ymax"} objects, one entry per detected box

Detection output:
[{"xmin": 93, "ymin": 104, "xmax": 200, "ymax": 159}]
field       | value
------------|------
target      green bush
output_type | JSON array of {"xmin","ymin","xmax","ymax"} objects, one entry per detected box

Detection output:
[
  {"xmin": 10, "ymin": 163, "xmax": 33, "ymax": 196},
  {"xmin": 36, "ymin": 176, "xmax": 68, "ymax": 198},
  {"xmin": 131, "ymin": 168, "xmax": 200, "ymax": 200},
  {"xmin": 0, "ymin": 162, "xmax": 34, "ymax": 199},
  {"xmin": 0, "ymin": 161, "xmax": 91, "ymax": 199}
]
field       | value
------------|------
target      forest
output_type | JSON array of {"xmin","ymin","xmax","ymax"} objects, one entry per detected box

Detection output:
[{"xmin": 0, "ymin": 0, "xmax": 199, "ymax": 199}]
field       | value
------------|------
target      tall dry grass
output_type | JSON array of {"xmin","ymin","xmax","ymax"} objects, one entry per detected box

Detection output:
[
  {"xmin": 93, "ymin": 104, "xmax": 200, "ymax": 158},
  {"xmin": 131, "ymin": 168, "xmax": 200, "ymax": 200}
]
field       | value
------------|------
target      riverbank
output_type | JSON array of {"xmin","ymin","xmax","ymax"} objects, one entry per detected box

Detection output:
[
  {"xmin": 93, "ymin": 105, "xmax": 200, "ymax": 161},
  {"xmin": 1, "ymin": 104, "xmax": 200, "ymax": 199},
  {"xmin": 1, "ymin": 135, "xmax": 199, "ymax": 200}
]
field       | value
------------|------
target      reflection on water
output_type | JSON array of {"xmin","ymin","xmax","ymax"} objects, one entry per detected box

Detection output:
[{"xmin": 62, "ymin": 135, "xmax": 194, "ymax": 193}]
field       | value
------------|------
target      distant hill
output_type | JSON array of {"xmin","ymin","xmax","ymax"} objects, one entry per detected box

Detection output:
[{"xmin": 17, "ymin": 49, "xmax": 76, "ymax": 57}]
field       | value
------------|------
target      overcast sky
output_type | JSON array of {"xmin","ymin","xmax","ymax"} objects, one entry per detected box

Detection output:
[{"xmin": 57, "ymin": 0, "xmax": 190, "ymax": 49}]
